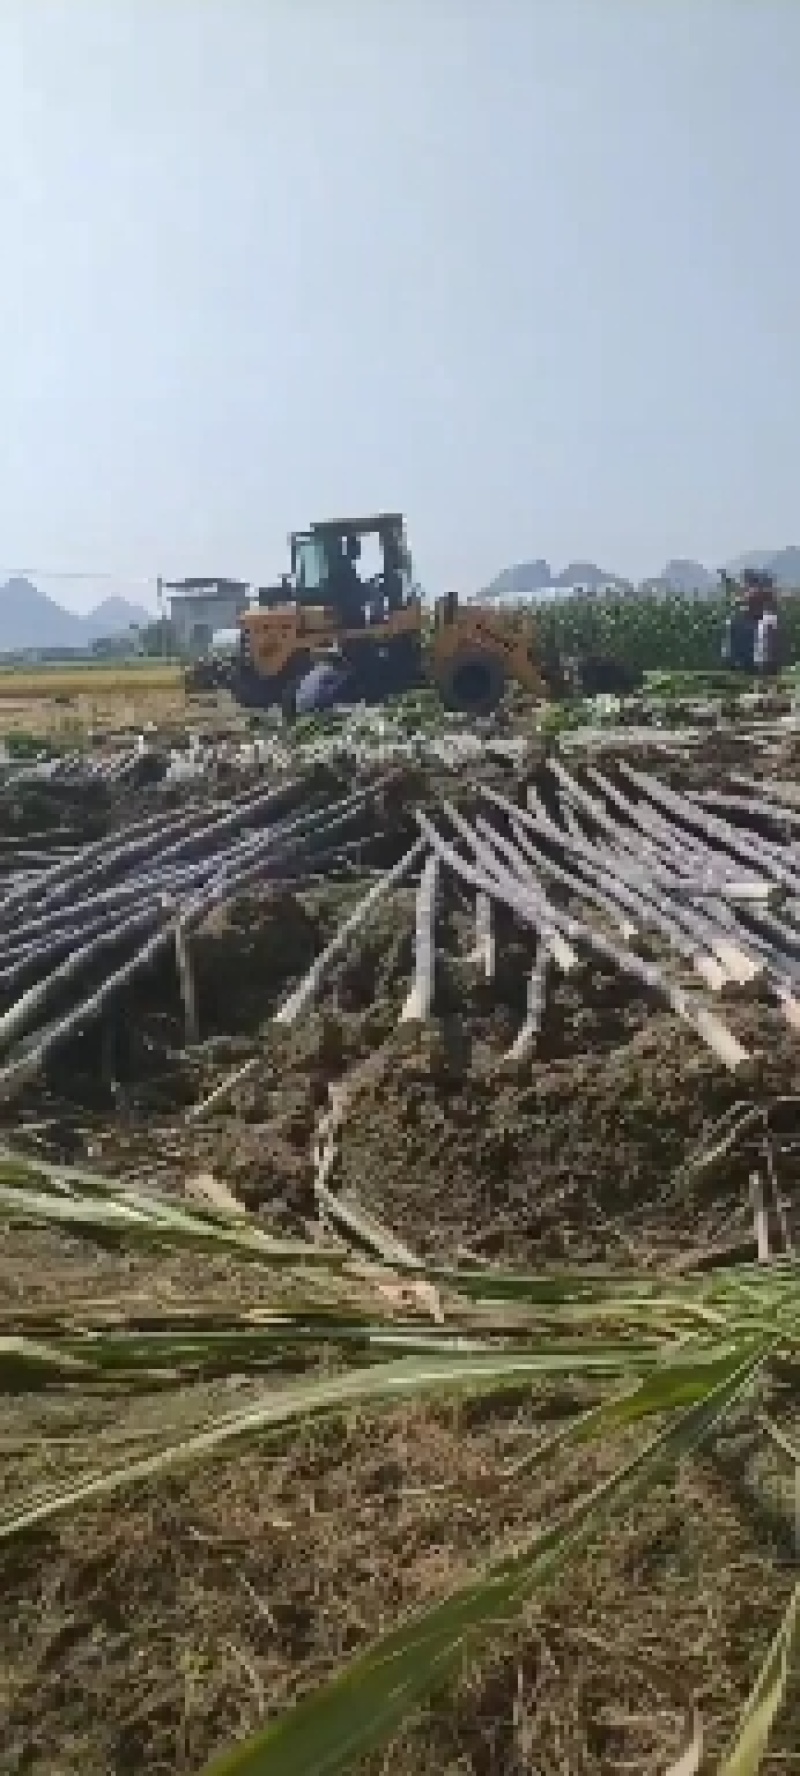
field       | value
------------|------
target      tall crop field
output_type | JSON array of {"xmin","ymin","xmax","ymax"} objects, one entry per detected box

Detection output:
[{"xmin": 532, "ymin": 587, "xmax": 800, "ymax": 674}]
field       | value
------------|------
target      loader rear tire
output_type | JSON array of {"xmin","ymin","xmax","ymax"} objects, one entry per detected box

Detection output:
[{"xmin": 436, "ymin": 650, "xmax": 506, "ymax": 716}]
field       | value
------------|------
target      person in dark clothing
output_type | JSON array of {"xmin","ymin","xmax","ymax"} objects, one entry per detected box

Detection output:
[
  {"xmin": 722, "ymin": 599, "xmax": 757, "ymax": 671},
  {"xmin": 327, "ymin": 535, "xmax": 365, "ymax": 628}
]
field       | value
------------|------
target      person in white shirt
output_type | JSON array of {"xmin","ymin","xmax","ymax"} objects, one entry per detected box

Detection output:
[{"xmin": 754, "ymin": 606, "xmax": 779, "ymax": 675}]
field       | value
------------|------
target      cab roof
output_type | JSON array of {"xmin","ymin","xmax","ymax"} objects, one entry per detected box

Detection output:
[{"xmin": 303, "ymin": 512, "xmax": 404, "ymax": 540}]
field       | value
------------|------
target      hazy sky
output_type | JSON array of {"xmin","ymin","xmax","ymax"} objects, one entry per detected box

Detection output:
[{"xmin": 0, "ymin": 1, "xmax": 797, "ymax": 612}]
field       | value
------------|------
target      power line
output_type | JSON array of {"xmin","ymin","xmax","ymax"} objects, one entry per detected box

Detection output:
[{"xmin": 0, "ymin": 567, "xmax": 159, "ymax": 584}]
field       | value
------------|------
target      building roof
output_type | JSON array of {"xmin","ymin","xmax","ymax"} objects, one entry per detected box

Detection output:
[{"xmin": 164, "ymin": 577, "xmax": 249, "ymax": 596}]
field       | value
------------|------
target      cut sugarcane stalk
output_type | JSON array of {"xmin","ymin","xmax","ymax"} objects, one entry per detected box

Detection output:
[
  {"xmin": 399, "ymin": 854, "xmax": 439, "ymax": 1023},
  {"xmin": 711, "ymin": 939, "xmax": 763, "ymax": 985},
  {"xmin": 472, "ymin": 891, "xmax": 495, "ymax": 979},
  {"xmin": 504, "ymin": 948, "xmax": 549, "ymax": 1064},
  {"xmin": 693, "ymin": 955, "xmax": 730, "ymax": 992},
  {"xmin": 276, "ymin": 837, "xmax": 428, "ymax": 1025},
  {"xmin": 749, "ymin": 1170, "xmax": 770, "ymax": 1262},
  {"xmin": 174, "ymin": 920, "xmax": 199, "ymax": 1045}
]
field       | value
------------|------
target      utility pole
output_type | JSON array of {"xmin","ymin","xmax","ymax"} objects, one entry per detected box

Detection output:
[{"xmin": 157, "ymin": 575, "xmax": 166, "ymax": 658}]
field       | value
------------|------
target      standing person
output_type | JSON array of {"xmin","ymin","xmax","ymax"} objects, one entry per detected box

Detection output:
[
  {"xmin": 722, "ymin": 586, "xmax": 756, "ymax": 672},
  {"xmin": 754, "ymin": 601, "xmax": 780, "ymax": 677},
  {"xmin": 747, "ymin": 570, "xmax": 780, "ymax": 679},
  {"xmin": 329, "ymin": 534, "xmax": 364, "ymax": 629}
]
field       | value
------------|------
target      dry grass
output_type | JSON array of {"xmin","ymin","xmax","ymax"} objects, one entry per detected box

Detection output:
[
  {"xmin": 0, "ymin": 689, "xmax": 192, "ymax": 743},
  {"xmin": 0, "ymin": 664, "xmax": 184, "ymax": 699},
  {"xmin": 0, "ymin": 664, "xmax": 189, "ymax": 741},
  {"xmin": 1, "ymin": 1279, "xmax": 798, "ymax": 1776}
]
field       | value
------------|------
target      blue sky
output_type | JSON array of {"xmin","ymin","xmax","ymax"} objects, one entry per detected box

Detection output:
[{"xmin": 0, "ymin": 0, "xmax": 797, "ymax": 611}]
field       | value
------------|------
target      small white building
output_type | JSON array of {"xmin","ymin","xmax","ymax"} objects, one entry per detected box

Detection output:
[{"xmin": 166, "ymin": 578, "xmax": 250, "ymax": 653}]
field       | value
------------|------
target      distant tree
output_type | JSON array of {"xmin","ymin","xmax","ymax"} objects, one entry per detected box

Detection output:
[{"xmin": 138, "ymin": 617, "xmax": 177, "ymax": 656}]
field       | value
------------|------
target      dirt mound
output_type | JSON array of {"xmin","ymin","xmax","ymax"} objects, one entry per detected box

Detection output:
[
  {"xmin": 25, "ymin": 872, "xmax": 800, "ymax": 1271},
  {"xmin": 337, "ymin": 998, "xmax": 800, "ymax": 1266},
  {"xmin": 193, "ymin": 892, "xmax": 324, "ymax": 1036},
  {"xmin": 0, "ymin": 776, "xmax": 110, "ymax": 841}
]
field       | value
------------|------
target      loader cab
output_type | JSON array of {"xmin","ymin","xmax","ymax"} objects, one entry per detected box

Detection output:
[{"xmin": 289, "ymin": 513, "xmax": 414, "ymax": 625}]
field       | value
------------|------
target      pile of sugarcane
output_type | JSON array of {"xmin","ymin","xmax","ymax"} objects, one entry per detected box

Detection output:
[
  {"xmin": 0, "ymin": 747, "xmax": 152, "ymax": 788},
  {"xmin": 0, "ymin": 770, "xmax": 393, "ymax": 1103},
  {"xmin": 0, "ymin": 833, "xmax": 85, "ymax": 886},
  {"xmin": 181, "ymin": 757, "xmax": 800, "ymax": 1256},
  {"xmin": 426, "ymin": 760, "xmax": 800, "ymax": 1067},
  {"xmin": 270, "ymin": 761, "xmax": 800, "ymax": 1082}
]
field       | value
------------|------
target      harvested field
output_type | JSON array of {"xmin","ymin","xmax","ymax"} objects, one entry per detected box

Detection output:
[
  {"xmin": 2, "ymin": 708, "xmax": 800, "ymax": 1775},
  {"xmin": 0, "ymin": 663, "xmax": 184, "ymax": 699},
  {"xmin": 0, "ymin": 664, "xmax": 191, "ymax": 747}
]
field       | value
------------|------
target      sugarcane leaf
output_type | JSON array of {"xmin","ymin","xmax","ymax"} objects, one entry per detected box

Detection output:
[
  {"xmin": 0, "ymin": 1335, "xmax": 92, "ymax": 1387},
  {"xmin": 196, "ymin": 1348, "xmax": 766, "ymax": 1776},
  {"xmin": 505, "ymin": 1347, "xmax": 749, "ymax": 1481},
  {"xmin": 665, "ymin": 1710, "xmax": 703, "ymax": 1776},
  {"xmin": 0, "ymin": 1178, "xmax": 329, "ymax": 1262},
  {"xmin": 52, "ymin": 1328, "xmax": 662, "ymax": 1379},
  {"xmin": 717, "ymin": 1576, "xmax": 800, "ymax": 1774},
  {"xmin": 0, "ymin": 1341, "xmax": 665, "ymax": 1541}
]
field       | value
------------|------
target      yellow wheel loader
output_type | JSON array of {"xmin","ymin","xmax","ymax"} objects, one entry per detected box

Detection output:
[{"xmin": 231, "ymin": 513, "xmax": 638, "ymax": 717}]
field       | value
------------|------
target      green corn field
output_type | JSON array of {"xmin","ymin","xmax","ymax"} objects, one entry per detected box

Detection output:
[{"xmin": 531, "ymin": 589, "xmax": 800, "ymax": 675}]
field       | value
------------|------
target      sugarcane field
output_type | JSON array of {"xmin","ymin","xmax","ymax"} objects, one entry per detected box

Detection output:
[{"xmin": 0, "ymin": 656, "xmax": 799, "ymax": 1776}]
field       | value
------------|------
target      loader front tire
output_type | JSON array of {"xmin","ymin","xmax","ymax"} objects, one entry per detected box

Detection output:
[{"xmin": 436, "ymin": 650, "xmax": 506, "ymax": 716}]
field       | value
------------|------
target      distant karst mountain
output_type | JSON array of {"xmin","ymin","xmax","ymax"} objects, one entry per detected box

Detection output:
[
  {"xmin": 82, "ymin": 596, "xmax": 153, "ymax": 641},
  {"xmin": 759, "ymin": 546, "xmax": 800, "ymax": 586},
  {"xmin": 554, "ymin": 561, "xmax": 630, "ymax": 590},
  {"xmin": 659, "ymin": 549, "xmax": 800, "ymax": 592},
  {"xmin": 725, "ymin": 550, "xmax": 776, "ymax": 575},
  {"xmin": 660, "ymin": 559, "xmax": 715, "ymax": 593},
  {"xmin": 484, "ymin": 547, "xmax": 800, "ymax": 601},
  {"xmin": 0, "ymin": 579, "xmax": 151, "ymax": 653},
  {"xmin": 484, "ymin": 558, "xmax": 628, "ymax": 599},
  {"xmin": 483, "ymin": 559, "xmax": 553, "ymax": 597}
]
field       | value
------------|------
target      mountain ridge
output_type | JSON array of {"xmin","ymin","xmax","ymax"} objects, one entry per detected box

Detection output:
[
  {"xmin": 0, "ymin": 579, "xmax": 152, "ymax": 653},
  {"xmin": 484, "ymin": 545, "xmax": 800, "ymax": 600}
]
